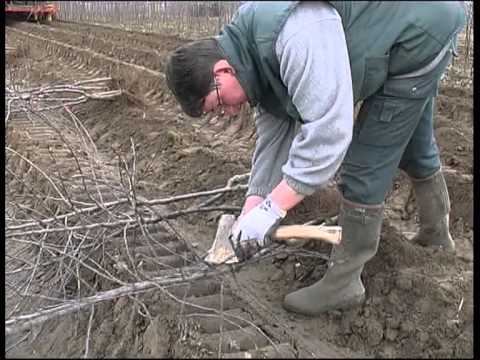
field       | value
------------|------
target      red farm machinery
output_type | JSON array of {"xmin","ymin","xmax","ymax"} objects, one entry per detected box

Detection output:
[{"xmin": 5, "ymin": 1, "xmax": 58, "ymax": 24}]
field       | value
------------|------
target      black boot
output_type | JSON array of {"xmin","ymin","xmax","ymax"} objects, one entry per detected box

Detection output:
[{"xmin": 283, "ymin": 199, "xmax": 384, "ymax": 316}]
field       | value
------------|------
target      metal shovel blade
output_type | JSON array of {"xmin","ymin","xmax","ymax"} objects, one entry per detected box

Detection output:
[{"xmin": 204, "ymin": 214, "xmax": 239, "ymax": 265}]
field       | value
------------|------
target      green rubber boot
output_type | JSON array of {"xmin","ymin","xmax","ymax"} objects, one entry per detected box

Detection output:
[
  {"xmin": 410, "ymin": 169, "xmax": 455, "ymax": 251},
  {"xmin": 283, "ymin": 199, "xmax": 384, "ymax": 316}
]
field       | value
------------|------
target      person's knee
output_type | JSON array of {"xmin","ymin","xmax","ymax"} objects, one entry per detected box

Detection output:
[
  {"xmin": 404, "ymin": 165, "xmax": 440, "ymax": 181},
  {"xmin": 399, "ymin": 155, "xmax": 441, "ymax": 180},
  {"xmin": 338, "ymin": 174, "xmax": 387, "ymax": 205}
]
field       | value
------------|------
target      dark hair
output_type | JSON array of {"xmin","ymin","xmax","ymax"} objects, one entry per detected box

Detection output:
[{"xmin": 166, "ymin": 38, "xmax": 225, "ymax": 117}]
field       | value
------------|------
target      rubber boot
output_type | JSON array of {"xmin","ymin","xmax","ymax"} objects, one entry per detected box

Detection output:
[
  {"xmin": 410, "ymin": 169, "xmax": 455, "ymax": 251},
  {"xmin": 283, "ymin": 199, "xmax": 384, "ymax": 316}
]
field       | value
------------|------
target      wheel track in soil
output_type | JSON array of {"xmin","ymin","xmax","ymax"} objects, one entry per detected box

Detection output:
[
  {"xmin": 48, "ymin": 20, "xmax": 192, "ymax": 50},
  {"xmin": 6, "ymin": 22, "xmax": 254, "ymax": 157},
  {"xmin": 9, "ymin": 21, "xmax": 189, "ymax": 74},
  {"xmin": 14, "ymin": 20, "xmax": 187, "ymax": 50},
  {"xmin": 7, "ymin": 26, "xmax": 165, "ymax": 81},
  {"xmin": 5, "ymin": 23, "xmax": 351, "ymax": 358}
]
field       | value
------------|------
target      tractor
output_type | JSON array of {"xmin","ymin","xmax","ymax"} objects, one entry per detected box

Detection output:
[{"xmin": 5, "ymin": 0, "xmax": 59, "ymax": 24}]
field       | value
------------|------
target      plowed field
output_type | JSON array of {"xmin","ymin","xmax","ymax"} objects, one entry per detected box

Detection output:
[{"xmin": 5, "ymin": 19, "xmax": 473, "ymax": 358}]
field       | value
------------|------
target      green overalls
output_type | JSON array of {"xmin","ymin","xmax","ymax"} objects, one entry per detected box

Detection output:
[{"xmin": 217, "ymin": 1, "xmax": 466, "ymax": 204}]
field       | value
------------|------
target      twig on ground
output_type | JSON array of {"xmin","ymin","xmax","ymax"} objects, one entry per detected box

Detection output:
[
  {"xmin": 5, "ymin": 330, "xmax": 31, "ymax": 354},
  {"xmin": 7, "ymin": 206, "xmax": 241, "ymax": 237},
  {"xmin": 6, "ymin": 78, "xmax": 121, "ymax": 116},
  {"xmin": 6, "ymin": 146, "xmax": 69, "ymax": 206},
  {"xmin": 5, "ymin": 264, "xmax": 209, "ymax": 335},
  {"xmin": 196, "ymin": 172, "xmax": 250, "ymax": 208},
  {"xmin": 83, "ymin": 305, "xmax": 95, "ymax": 359},
  {"xmin": 218, "ymin": 280, "xmax": 225, "ymax": 358},
  {"xmin": 7, "ymin": 184, "xmax": 248, "ymax": 231}
]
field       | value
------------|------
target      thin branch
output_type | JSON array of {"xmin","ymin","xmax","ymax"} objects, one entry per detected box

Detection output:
[
  {"xmin": 7, "ymin": 206, "xmax": 240, "ymax": 237},
  {"xmin": 5, "ymin": 330, "xmax": 31, "ymax": 354},
  {"xmin": 5, "ymin": 264, "xmax": 210, "ymax": 335},
  {"xmin": 7, "ymin": 184, "xmax": 247, "ymax": 231},
  {"xmin": 83, "ymin": 305, "xmax": 95, "ymax": 359},
  {"xmin": 6, "ymin": 146, "xmax": 68, "ymax": 206}
]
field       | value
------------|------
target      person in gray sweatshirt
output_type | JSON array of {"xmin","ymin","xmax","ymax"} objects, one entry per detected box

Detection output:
[{"xmin": 165, "ymin": 1, "xmax": 466, "ymax": 315}]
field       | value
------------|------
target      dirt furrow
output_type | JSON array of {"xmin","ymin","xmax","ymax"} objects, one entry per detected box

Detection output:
[
  {"xmin": 10, "ymin": 22, "xmax": 171, "ymax": 72},
  {"xmin": 47, "ymin": 20, "xmax": 191, "ymax": 50}
]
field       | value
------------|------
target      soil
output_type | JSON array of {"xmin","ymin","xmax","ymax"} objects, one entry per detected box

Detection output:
[{"xmin": 5, "ymin": 19, "xmax": 473, "ymax": 358}]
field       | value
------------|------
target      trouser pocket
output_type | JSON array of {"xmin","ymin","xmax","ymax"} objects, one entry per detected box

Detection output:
[
  {"xmin": 355, "ymin": 96, "xmax": 424, "ymax": 147},
  {"xmin": 340, "ymin": 95, "xmax": 430, "ymax": 204}
]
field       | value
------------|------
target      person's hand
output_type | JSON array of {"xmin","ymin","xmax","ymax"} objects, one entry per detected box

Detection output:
[
  {"xmin": 233, "ymin": 195, "xmax": 264, "ymax": 229},
  {"xmin": 240, "ymin": 195, "xmax": 265, "ymax": 217},
  {"xmin": 230, "ymin": 196, "xmax": 286, "ymax": 261}
]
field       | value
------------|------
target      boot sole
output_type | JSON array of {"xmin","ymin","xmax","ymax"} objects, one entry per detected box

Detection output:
[
  {"xmin": 283, "ymin": 292, "xmax": 366, "ymax": 316},
  {"xmin": 414, "ymin": 238, "xmax": 456, "ymax": 252}
]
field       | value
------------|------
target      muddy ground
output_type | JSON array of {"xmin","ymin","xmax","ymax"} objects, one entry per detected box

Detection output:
[{"xmin": 5, "ymin": 19, "xmax": 473, "ymax": 358}]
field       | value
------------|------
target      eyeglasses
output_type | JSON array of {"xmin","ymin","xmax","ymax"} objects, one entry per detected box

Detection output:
[
  {"xmin": 202, "ymin": 77, "xmax": 225, "ymax": 116},
  {"xmin": 214, "ymin": 77, "xmax": 223, "ymax": 108},
  {"xmin": 212, "ymin": 77, "xmax": 225, "ymax": 115}
]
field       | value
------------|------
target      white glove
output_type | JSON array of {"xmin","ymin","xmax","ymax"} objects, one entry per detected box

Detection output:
[{"xmin": 230, "ymin": 196, "xmax": 286, "ymax": 260}]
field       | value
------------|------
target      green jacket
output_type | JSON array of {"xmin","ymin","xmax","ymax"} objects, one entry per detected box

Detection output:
[{"xmin": 216, "ymin": 1, "xmax": 466, "ymax": 123}]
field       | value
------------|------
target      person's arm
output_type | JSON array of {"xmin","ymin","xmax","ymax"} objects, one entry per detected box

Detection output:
[
  {"xmin": 243, "ymin": 106, "xmax": 297, "ymax": 213},
  {"xmin": 231, "ymin": 4, "xmax": 355, "ymax": 260},
  {"xmin": 274, "ymin": 5, "xmax": 354, "ymax": 202}
]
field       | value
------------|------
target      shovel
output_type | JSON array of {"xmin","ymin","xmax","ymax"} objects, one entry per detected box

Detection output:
[{"xmin": 204, "ymin": 214, "xmax": 342, "ymax": 265}]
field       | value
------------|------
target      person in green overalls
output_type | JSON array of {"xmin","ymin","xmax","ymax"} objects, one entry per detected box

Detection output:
[{"xmin": 165, "ymin": 2, "xmax": 466, "ymax": 315}]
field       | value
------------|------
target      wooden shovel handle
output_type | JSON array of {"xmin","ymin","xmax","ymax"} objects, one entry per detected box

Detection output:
[{"xmin": 272, "ymin": 225, "xmax": 342, "ymax": 245}]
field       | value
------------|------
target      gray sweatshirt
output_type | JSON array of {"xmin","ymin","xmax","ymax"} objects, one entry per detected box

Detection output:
[{"xmin": 246, "ymin": 1, "xmax": 354, "ymax": 198}]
